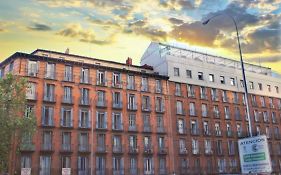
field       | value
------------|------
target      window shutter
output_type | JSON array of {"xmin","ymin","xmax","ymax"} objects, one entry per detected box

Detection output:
[
  {"xmin": 96, "ymin": 112, "xmax": 99, "ymax": 128},
  {"xmin": 79, "ymin": 109, "xmax": 81, "ymax": 127},
  {"xmin": 121, "ymin": 157, "xmax": 124, "ymax": 173},
  {"xmin": 105, "ymin": 112, "xmax": 107, "ymax": 128},
  {"xmin": 127, "ymin": 93, "xmax": 129, "ymax": 109},
  {"xmin": 88, "ymin": 110, "xmax": 91, "ymax": 128},
  {"xmin": 112, "ymin": 112, "xmax": 115, "ymax": 129},
  {"xmin": 104, "ymin": 71, "xmax": 107, "ymax": 86},
  {"xmin": 49, "ymin": 107, "xmax": 54, "ymax": 126},
  {"xmin": 60, "ymin": 108, "xmax": 63, "ymax": 126},
  {"xmin": 42, "ymin": 106, "xmax": 45, "ymax": 125}
]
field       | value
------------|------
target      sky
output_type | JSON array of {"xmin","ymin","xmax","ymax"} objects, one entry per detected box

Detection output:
[{"xmin": 0, "ymin": 0, "xmax": 280, "ymax": 73}]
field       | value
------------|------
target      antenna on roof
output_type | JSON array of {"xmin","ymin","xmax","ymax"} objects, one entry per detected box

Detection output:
[{"xmin": 65, "ymin": 48, "xmax": 70, "ymax": 54}]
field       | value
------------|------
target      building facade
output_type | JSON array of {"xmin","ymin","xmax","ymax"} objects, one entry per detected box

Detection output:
[
  {"xmin": 1, "ymin": 42, "xmax": 281, "ymax": 175},
  {"xmin": 1, "ymin": 49, "xmax": 171, "ymax": 175},
  {"xmin": 141, "ymin": 42, "xmax": 281, "ymax": 174}
]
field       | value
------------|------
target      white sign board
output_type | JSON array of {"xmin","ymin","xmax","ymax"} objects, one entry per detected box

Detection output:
[
  {"xmin": 238, "ymin": 135, "xmax": 272, "ymax": 174},
  {"xmin": 62, "ymin": 168, "xmax": 71, "ymax": 175},
  {"xmin": 21, "ymin": 168, "xmax": 31, "ymax": 175}
]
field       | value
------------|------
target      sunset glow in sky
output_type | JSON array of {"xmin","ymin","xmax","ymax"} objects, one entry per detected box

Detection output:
[{"xmin": 0, "ymin": 0, "xmax": 280, "ymax": 73}]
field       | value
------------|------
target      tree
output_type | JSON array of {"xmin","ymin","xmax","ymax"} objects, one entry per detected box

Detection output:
[{"xmin": 0, "ymin": 73, "xmax": 36, "ymax": 174}]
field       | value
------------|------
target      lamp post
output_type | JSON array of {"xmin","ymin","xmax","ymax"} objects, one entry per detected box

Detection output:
[{"xmin": 202, "ymin": 14, "xmax": 253, "ymax": 137}]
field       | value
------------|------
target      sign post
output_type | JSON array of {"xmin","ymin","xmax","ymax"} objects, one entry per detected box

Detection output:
[{"xmin": 238, "ymin": 135, "xmax": 272, "ymax": 174}]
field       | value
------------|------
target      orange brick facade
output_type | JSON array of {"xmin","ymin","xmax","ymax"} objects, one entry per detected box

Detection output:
[{"xmin": 1, "ymin": 50, "xmax": 281, "ymax": 175}]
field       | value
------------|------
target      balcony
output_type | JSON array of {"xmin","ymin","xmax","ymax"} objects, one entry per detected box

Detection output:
[
  {"xmin": 211, "ymin": 95, "xmax": 219, "ymax": 101},
  {"xmin": 177, "ymin": 127, "xmax": 188, "ymax": 135},
  {"xmin": 191, "ymin": 148, "xmax": 200, "ymax": 155},
  {"xmin": 112, "ymin": 123, "xmax": 124, "ymax": 132},
  {"xmin": 274, "ymin": 133, "xmax": 281, "ymax": 140},
  {"xmin": 190, "ymin": 128, "xmax": 200, "ymax": 136},
  {"xmin": 159, "ymin": 168, "xmax": 167, "ymax": 175},
  {"xmin": 41, "ymin": 119, "xmax": 55, "ymax": 127},
  {"xmin": 204, "ymin": 149, "xmax": 213, "ymax": 156},
  {"xmin": 96, "ymin": 100, "xmax": 107, "ymax": 108},
  {"xmin": 226, "ymin": 130, "xmax": 234, "ymax": 137},
  {"xmin": 25, "ymin": 68, "xmax": 38, "ymax": 77},
  {"xmin": 96, "ymin": 122, "xmax": 107, "ymax": 131},
  {"xmin": 96, "ymin": 145, "xmax": 108, "ymax": 153},
  {"xmin": 80, "ymin": 98, "xmax": 90, "ymax": 106},
  {"xmin": 113, "ymin": 169, "xmax": 125, "ymax": 175},
  {"xmin": 179, "ymin": 148, "xmax": 188, "ymax": 155},
  {"xmin": 78, "ymin": 120, "xmax": 91, "ymax": 129},
  {"xmin": 143, "ymin": 145, "xmax": 153, "ymax": 154},
  {"xmin": 41, "ymin": 143, "xmax": 53, "ymax": 152},
  {"xmin": 112, "ymin": 82, "xmax": 122, "ymax": 89},
  {"xmin": 155, "ymin": 104, "xmax": 165, "ymax": 113},
  {"xmin": 142, "ymin": 105, "xmax": 151, "ymax": 112},
  {"xmin": 222, "ymin": 97, "xmax": 229, "ymax": 103},
  {"xmin": 43, "ymin": 95, "xmax": 56, "ymax": 103},
  {"xmin": 200, "ymin": 94, "xmax": 208, "ymax": 100},
  {"xmin": 127, "ymin": 103, "xmax": 137, "ymax": 111},
  {"xmin": 96, "ymin": 169, "xmax": 107, "ymax": 175},
  {"xmin": 78, "ymin": 144, "xmax": 90, "ymax": 153},
  {"xmin": 235, "ymin": 114, "xmax": 242, "ymax": 120},
  {"xmin": 26, "ymin": 92, "xmax": 37, "ymax": 101},
  {"xmin": 77, "ymin": 169, "xmax": 91, "ymax": 175},
  {"xmin": 215, "ymin": 148, "xmax": 224, "ymax": 156},
  {"xmin": 215, "ymin": 130, "xmax": 222, "ymax": 137},
  {"xmin": 213, "ymin": 111, "xmax": 220, "ymax": 118},
  {"xmin": 20, "ymin": 143, "xmax": 35, "ymax": 152},
  {"xmin": 128, "ymin": 146, "xmax": 139, "ymax": 154},
  {"xmin": 128, "ymin": 125, "xmax": 138, "ymax": 132},
  {"xmin": 60, "ymin": 144, "xmax": 72, "ymax": 153},
  {"xmin": 203, "ymin": 129, "xmax": 211, "ymax": 136},
  {"xmin": 112, "ymin": 145, "xmax": 123, "ymax": 154},
  {"xmin": 112, "ymin": 102, "xmax": 123, "ymax": 109},
  {"xmin": 128, "ymin": 168, "xmax": 138, "ymax": 175},
  {"xmin": 176, "ymin": 109, "xmax": 185, "ymax": 116},
  {"xmin": 61, "ymin": 96, "xmax": 73, "ymax": 105},
  {"xmin": 179, "ymin": 167, "xmax": 189, "ymax": 175},
  {"xmin": 143, "ymin": 124, "xmax": 152, "ymax": 133},
  {"xmin": 158, "ymin": 147, "xmax": 168, "ymax": 155},
  {"xmin": 60, "ymin": 120, "xmax": 73, "ymax": 128},
  {"xmin": 80, "ymin": 76, "xmax": 91, "ymax": 84},
  {"xmin": 156, "ymin": 126, "xmax": 166, "ymax": 134},
  {"xmin": 45, "ymin": 71, "xmax": 56, "ymax": 80},
  {"xmin": 96, "ymin": 80, "xmax": 107, "ymax": 86}
]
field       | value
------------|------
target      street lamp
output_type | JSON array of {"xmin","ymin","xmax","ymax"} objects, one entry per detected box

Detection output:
[{"xmin": 202, "ymin": 14, "xmax": 253, "ymax": 137}]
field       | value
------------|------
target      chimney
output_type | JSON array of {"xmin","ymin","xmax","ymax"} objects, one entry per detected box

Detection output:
[{"xmin": 126, "ymin": 57, "xmax": 132, "ymax": 65}]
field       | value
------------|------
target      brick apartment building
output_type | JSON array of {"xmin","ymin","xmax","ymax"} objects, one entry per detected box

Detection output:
[{"xmin": 0, "ymin": 42, "xmax": 280, "ymax": 175}]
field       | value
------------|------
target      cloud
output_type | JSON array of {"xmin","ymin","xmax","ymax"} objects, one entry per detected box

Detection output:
[
  {"xmin": 28, "ymin": 23, "xmax": 52, "ymax": 31},
  {"xmin": 57, "ymin": 23, "xmax": 114, "ymax": 45},
  {"xmin": 168, "ymin": 17, "xmax": 184, "ymax": 25},
  {"xmin": 36, "ymin": 0, "xmax": 84, "ymax": 7}
]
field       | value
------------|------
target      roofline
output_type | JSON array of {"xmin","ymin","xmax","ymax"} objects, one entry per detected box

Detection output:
[
  {"xmin": 0, "ymin": 52, "xmax": 169, "ymax": 80},
  {"xmin": 31, "ymin": 49, "xmax": 154, "ymax": 70}
]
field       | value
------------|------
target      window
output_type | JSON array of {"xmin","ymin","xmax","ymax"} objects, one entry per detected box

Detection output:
[
  {"xmin": 222, "ymin": 90, "xmax": 228, "ymax": 102},
  {"xmin": 128, "ymin": 94, "xmax": 137, "ymax": 110},
  {"xmin": 64, "ymin": 65, "xmax": 73, "ymax": 81},
  {"xmin": 27, "ymin": 60, "xmax": 38, "ymax": 76},
  {"xmin": 142, "ymin": 96, "xmax": 151, "ymax": 111},
  {"xmin": 129, "ymin": 157, "xmax": 137, "ymax": 173},
  {"xmin": 254, "ymin": 110, "xmax": 259, "ymax": 122},
  {"xmin": 96, "ymin": 156, "xmax": 106, "ymax": 173},
  {"xmin": 260, "ymin": 96, "xmax": 266, "ymax": 107},
  {"xmin": 177, "ymin": 119, "xmax": 185, "ymax": 134},
  {"xmin": 187, "ymin": 84, "xmax": 195, "ymax": 97},
  {"xmin": 189, "ymin": 102, "xmax": 195, "ymax": 116},
  {"xmin": 26, "ymin": 82, "xmax": 36, "ymax": 100},
  {"xmin": 213, "ymin": 105, "xmax": 220, "ymax": 118},
  {"xmin": 61, "ymin": 107, "xmax": 73, "ymax": 127},
  {"xmin": 179, "ymin": 139, "xmax": 187, "ymax": 153},
  {"xmin": 78, "ymin": 156, "xmax": 89, "ymax": 174},
  {"xmin": 230, "ymin": 78, "xmax": 235, "ymax": 86},
  {"xmin": 112, "ymin": 112, "xmax": 123, "ymax": 130},
  {"xmin": 143, "ymin": 114, "xmax": 151, "ymax": 131},
  {"xmin": 235, "ymin": 107, "xmax": 241, "ymax": 120},
  {"xmin": 43, "ymin": 84, "xmax": 55, "ymax": 102},
  {"xmin": 186, "ymin": 70, "xmax": 192, "ymax": 78},
  {"xmin": 155, "ymin": 97, "xmax": 164, "ymax": 112},
  {"xmin": 174, "ymin": 67, "xmax": 180, "ymax": 76},
  {"xmin": 9, "ymin": 61, "xmax": 14, "ymax": 72},
  {"xmin": 220, "ymin": 76, "xmax": 225, "ymax": 84},
  {"xmin": 63, "ymin": 86, "xmax": 72, "ymax": 103},
  {"xmin": 80, "ymin": 88, "xmax": 89, "ymax": 105},
  {"xmin": 97, "ymin": 91, "xmax": 106, "ymax": 107},
  {"xmin": 97, "ymin": 134, "xmax": 106, "ymax": 151},
  {"xmin": 39, "ymin": 156, "xmax": 51, "ymax": 175},
  {"xmin": 224, "ymin": 106, "xmax": 230, "ymax": 119},
  {"xmin": 42, "ymin": 106, "xmax": 54, "ymax": 126},
  {"xmin": 211, "ymin": 88, "xmax": 218, "ymax": 101},
  {"xmin": 112, "ymin": 92, "xmax": 122, "ymax": 108},
  {"xmin": 190, "ymin": 120, "xmax": 198, "ymax": 135},
  {"xmin": 215, "ymin": 123, "xmax": 221, "ymax": 136},
  {"xmin": 21, "ymin": 155, "xmax": 31, "ymax": 169},
  {"xmin": 155, "ymin": 80, "xmax": 162, "ymax": 93},
  {"xmin": 276, "ymin": 86, "xmax": 279, "ymax": 93},
  {"xmin": 159, "ymin": 158, "xmax": 166, "ymax": 173},
  {"xmin": 176, "ymin": 101, "xmax": 183, "ymax": 115},
  {"xmin": 79, "ymin": 109, "xmax": 90, "ymax": 128},
  {"xmin": 112, "ymin": 157, "xmax": 124, "ymax": 174},
  {"xmin": 203, "ymin": 121, "xmax": 210, "ymax": 135},
  {"xmin": 141, "ymin": 77, "xmax": 149, "ymax": 91},
  {"xmin": 272, "ymin": 112, "xmax": 277, "ymax": 123},
  {"xmin": 96, "ymin": 111, "xmax": 107, "ymax": 129},
  {"xmin": 249, "ymin": 81, "xmax": 254, "ymax": 89},
  {"xmin": 61, "ymin": 132, "xmax": 71, "ymax": 151},
  {"xmin": 192, "ymin": 139, "xmax": 199, "ymax": 154},
  {"xmin": 258, "ymin": 83, "xmax": 263, "ymax": 90},
  {"xmin": 201, "ymin": 104, "xmax": 207, "ymax": 117},
  {"xmin": 97, "ymin": 70, "xmax": 106, "ymax": 86},
  {"xmin": 263, "ymin": 111, "xmax": 269, "ymax": 122},
  {"xmin": 198, "ymin": 72, "xmax": 203, "ymax": 80},
  {"xmin": 266, "ymin": 127, "xmax": 271, "ymax": 138},
  {"xmin": 45, "ymin": 63, "xmax": 55, "ymax": 79},
  {"xmin": 127, "ymin": 75, "xmax": 135, "ymax": 90},
  {"xmin": 128, "ymin": 114, "xmax": 136, "ymax": 131},
  {"xmin": 157, "ymin": 115, "xmax": 164, "ymax": 130},
  {"xmin": 240, "ymin": 80, "xmax": 244, "ymax": 87},
  {"xmin": 129, "ymin": 135, "xmax": 137, "ymax": 150},
  {"xmin": 81, "ymin": 67, "xmax": 89, "ymax": 83},
  {"xmin": 24, "ymin": 105, "xmax": 34, "ymax": 118},
  {"xmin": 144, "ymin": 157, "xmax": 154, "ymax": 175},
  {"xmin": 233, "ymin": 92, "xmax": 239, "ymax": 103},
  {"xmin": 61, "ymin": 156, "xmax": 71, "ymax": 169},
  {"xmin": 175, "ymin": 83, "xmax": 181, "ymax": 96},
  {"xmin": 237, "ymin": 124, "xmax": 242, "ymax": 137},
  {"xmin": 42, "ymin": 131, "xmax": 52, "ymax": 150},
  {"xmin": 79, "ymin": 133, "xmax": 89, "ymax": 151},
  {"xmin": 112, "ymin": 72, "xmax": 122, "ymax": 88},
  {"xmin": 205, "ymin": 140, "xmax": 212, "ymax": 154},
  {"xmin": 158, "ymin": 136, "xmax": 165, "ymax": 149},
  {"xmin": 226, "ymin": 123, "xmax": 232, "ymax": 136},
  {"xmin": 200, "ymin": 86, "xmax": 207, "ymax": 99},
  {"xmin": 209, "ymin": 74, "xmax": 214, "ymax": 82},
  {"xmin": 228, "ymin": 140, "xmax": 235, "ymax": 155},
  {"xmin": 267, "ymin": 85, "xmax": 271, "ymax": 92}
]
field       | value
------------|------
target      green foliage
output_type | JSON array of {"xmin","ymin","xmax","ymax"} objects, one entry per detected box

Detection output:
[{"xmin": 0, "ymin": 73, "xmax": 36, "ymax": 173}]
